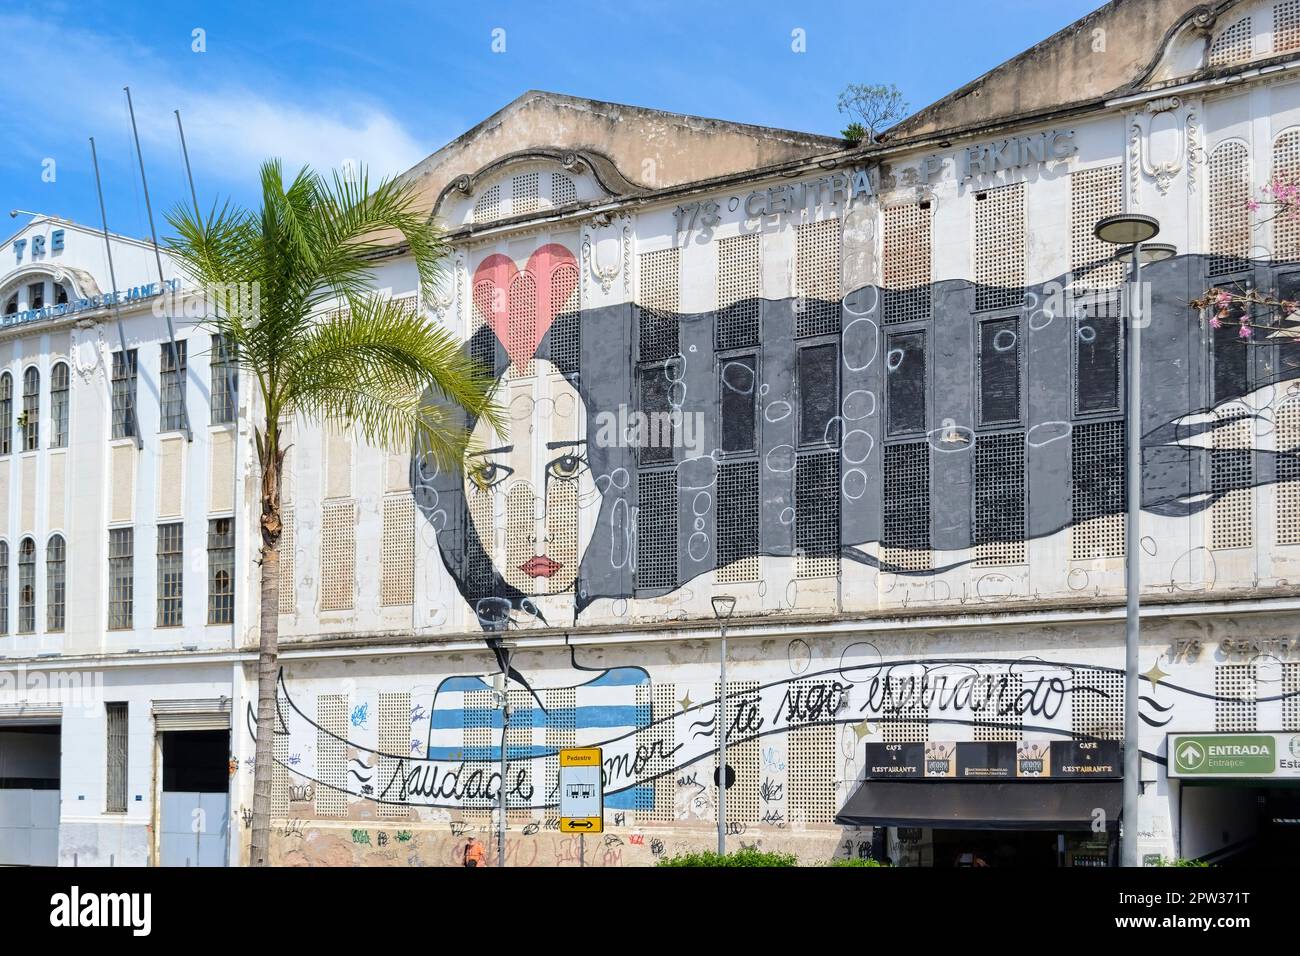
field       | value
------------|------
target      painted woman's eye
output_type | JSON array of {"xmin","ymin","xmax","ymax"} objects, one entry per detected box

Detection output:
[
  {"xmin": 547, "ymin": 453, "xmax": 587, "ymax": 481},
  {"xmin": 469, "ymin": 461, "xmax": 511, "ymax": 491}
]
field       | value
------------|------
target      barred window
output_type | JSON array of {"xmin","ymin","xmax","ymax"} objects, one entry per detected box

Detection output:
[
  {"xmin": 207, "ymin": 518, "xmax": 235, "ymax": 624},
  {"xmin": 210, "ymin": 334, "xmax": 237, "ymax": 425},
  {"xmin": 17, "ymin": 537, "xmax": 34, "ymax": 633},
  {"xmin": 46, "ymin": 534, "xmax": 64, "ymax": 633},
  {"xmin": 157, "ymin": 522, "xmax": 183, "ymax": 627},
  {"xmin": 21, "ymin": 367, "xmax": 38, "ymax": 451},
  {"xmin": 111, "ymin": 350, "xmax": 138, "ymax": 440},
  {"xmin": 160, "ymin": 341, "xmax": 188, "ymax": 432},
  {"xmin": 108, "ymin": 527, "xmax": 134, "ymax": 630},
  {"xmin": 50, "ymin": 361, "xmax": 69, "ymax": 448},
  {"xmin": 0, "ymin": 540, "xmax": 7, "ymax": 633},
  {"xmin": 0, "ymin": 372, "xmax": 10, "ymax": 455},
  {"xmin": 106, "ymin": 701, "xmax": 128, "ymax": 812}
]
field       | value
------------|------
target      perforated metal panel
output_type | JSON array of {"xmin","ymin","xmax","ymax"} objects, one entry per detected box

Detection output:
[
  {"xmin": 786, "ymin": 682, "xmax": 838, "ymax": 825},
  {"xmin": 545, "ymin": 478, "xmax": 578, "ymax": 596},
  {"xmin": 272, "ymin": 730, "xmax": 290, "ymax": 816},
  {"xmin": 549, "ymin": 263, "xmax": 580, "ymax": 375},
  {"xmin": 795, "ymin": 218, "xmax": 841, "ymax": 337},
  {"xmin": 1208, "ymin": 17, "xmax": 1253, "ymax": 67},
  {"xmin": 467, "ymin": 486, "xmax": 496, "ymax": 597},
  {"xmin": 978, "ymin": 318, "xmax": 1021, "ymax": 426},
  {"xmin": 543, "ymin": 686, "xmax": 576, "ymax": 813},
  {"xmin": 1275, "ymin": 130, "xmax": 1300, "ymax": 262},
  {"xmin": 883, "ymin": 201, "xmax": 932, "ymax": 323},
  {"xmin": 716, "ymin": 460, "xmax": 758, "ymax": 583},
  {"xmin": 971, "ymin": 674, "xmax": 1023, "ymax": 741},
  {"xmin": 1070, "ymin": 420, "xmax": 1125, "ymax": 560},
  {"xmin": 974, "ymin": 431, "xmax": 1026, "ymax": 566},
  {"xmin": 1209, "ymin": 141, "xmax": 1252, "ymax": 276},
  {"xmin": 505, "ymin": 688, "xmax": 532, "ymax": 816},
  {"xmin": 883, "ymin": 441, "xmax": 931, "ymax": 571},
  {"xmin": 314, "ymin": 694, "xmax": 348, "ymax": 816},
  {"xmin": 881, "ymin": 677, "xmax": 928, "ymax": 742},
  {"xmin": 1211, "ymin": 407, "xmax": 1254, "ymax": 550},
  {"xmin": 508, "ymin": 271, "xmax": 537, "ymax": 378},
  {"xmin": 715, "ymin": 680, "xmax": 759, "ymax": 822},
  {"xmin": 1284, "ymin": 663, "xmax": 1300, "ymax": 731},
  {"xmin": 796, "ymin": 451, "xmax": 840, "ymax": 579},
  {"xmin": 506, "ymin": 483, "xmax": 535, "ymax": 591},
  {"xmin": 1214, "ymin": 664, "xmax": 1257, "ymax": 732},
  {"xmin": 974, "ymin": 184, "xmax": 1025, "ymax": 312},
  {"xmin": 471, "ymin": 281, "xmax": 499, "ymax": 377},
  {"xmin": 551, "ymin": 173, "xmax": 576, "ymax": 207},
  {"xmin": 1070, "ymin": 669, "xmax": 1124, "ymax": 740},
  {"xmin": 638, "ymin": 248, "xmax": 680, "ymax": 362},
  {"xmin": 381, "ymin": 495, "xmax": 415, "ymax": 606},
  {"xmin": 278, "ymin": 507, "xmax": 296, "ymax": 614},
  {"xmin": 640, "ymin": 683, "xmax": 676, "ymax": 822},
  {"xmin": 1279, "ymin": 1, "xmax": 1300, "ymax": 54},
  {"xmin": 511, "ymin": 172, "xmax": 539, "ymax": 216},
  {"xmin": 377, "ymin": 692, "xmax": 411, "ymax": 819},
  {"xmin": 320, "ymin": 499, "xmax": 355, "ymax": 611},
  {"xmin": 636, "ymin": 470, "xmax": 677, "ymax": 590},
  {"xmin": 462, "ymin": 689, "xmax": 495, "ymax": 816},
  {"xmin": 1070, "ymin": 165, "xmax": 1125, "ymax": 289},
  {"xmin": 717, "ymin": 233, "xmax": 760, "ymax": 349},
  {"xmin": 473, "ymin": 184, "xmax": 500, "ymax": 224},
  {"xmin": 1278, "ymin": 401, "xmax": 1300, "ymax": 544}
]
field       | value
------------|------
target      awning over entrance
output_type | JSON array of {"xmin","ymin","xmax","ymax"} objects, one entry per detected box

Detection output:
[{"xmin": 835, "ymin": 781, "xmax": 1122, "ymax": 831}]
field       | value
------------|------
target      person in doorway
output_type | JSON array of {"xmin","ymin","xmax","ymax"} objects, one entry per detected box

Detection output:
[{"xmin": 464, "ymin": 835, "xmax": 487, "ymax": 868}]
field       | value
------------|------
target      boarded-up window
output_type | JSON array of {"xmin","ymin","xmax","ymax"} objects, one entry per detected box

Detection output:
[
  {"xmin": 1278, "ymin": 400, "xmax": 1300, "ymax": 545},
  {"xmin": 720, "ymin": 355, "xmax": 757, "ymax": 454},
  {"xmin": 638, "ymin": 365, "xmax": 676, "ymax": 464},
  {"xmin": 1215, "ymin": 664, "xmax": 1257, "ymax": 732},
  {"xmin": 1075, "ymin": 312, "xmax": 1122, "ymax": 415},
  {"xmin": 278, "ymin": 507, "xmax": 296, "ymax": 614},
  {"xmin": 549, "ymin": 262, "xmax": 580, "ymax": 376},
  {"xmin": 978, "ymin": 318, "xmax": 1021, "ymax": 425},
  {"xmin": 511, "ymin": 172, "xmax": 539, "ymax": 216},
  {"xmin": 886, "ymin": 330, "xmax": 926, "ymax": 436},
  {"xmin": 1208, "ymin": 17, "xmax": 1253, "ymax": 68},
  {"xmin": 798, "ymin": 344, "xmax": 839, "ymax": 446},
  {"xmin": 1211, "ymin": 407, "xmax": 1254, "ymax": 550},
  {"xmin": 382, "ymin": 495, "xmax": 415, "ymax": 606},
  {"xmin": 883, "ymin": 441, "xmax": 931, "ymax": 571},
  {"xmin": 974, "ymin": 431, "xmax": 1026, "ymax": 566}
]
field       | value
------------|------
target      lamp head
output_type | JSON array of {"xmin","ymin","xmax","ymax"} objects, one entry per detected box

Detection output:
[{"xmin": 1094, "ymin": 214, "xmax": 1160, "ymax": 245}]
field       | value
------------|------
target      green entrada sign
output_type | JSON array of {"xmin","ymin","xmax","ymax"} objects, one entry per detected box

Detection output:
[{"xmin": 1167, "ymin": 733, "xmax": 1300, "ymax": 778}]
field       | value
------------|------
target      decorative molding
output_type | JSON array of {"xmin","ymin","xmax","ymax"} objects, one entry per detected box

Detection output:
[
  {"xmin": 1186, "ymin": 111, "xmax": 1200, "ymax": 195},
  {"xmin": 1131, "ymin": 96, "xmax": 1188, "ymax": 200},
  {"xmin": 582, "ymin": 214, "xmax": 630, "ymax": 295}
]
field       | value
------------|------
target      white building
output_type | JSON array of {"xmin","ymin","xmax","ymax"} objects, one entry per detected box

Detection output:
[{"xmin": 2, "ymin": 0, "xmax": 1299, "ymax": 867}]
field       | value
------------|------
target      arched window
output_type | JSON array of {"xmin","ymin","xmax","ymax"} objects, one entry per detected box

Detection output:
[
  {"xmin": 54, "ymin": 284, "xmax": 68, "ymax": 306},
  {"xmin": 0, "ymin": 541, "xmax": 8, "ymax": 633},
  {"xmin": 3, "ymin": 293, "xmax": 16, "ymax": 316},
  {"xmin": 50, "ymin": 362, "xmax": 69, "ymax": 448},
  {"xmin": 18, "ymin": 536, "xmax": 35, "ymax": 633},
  {"xmin": 21, "ymin": 366, "xmax": 38, "ymax": 451},
  {"xmin": 0, "ymin": 372, "xmax": 10, "ymax": 457},
  {"xmin": 46, "ymin": 534, "xmax": 65, "ymax": 633}
]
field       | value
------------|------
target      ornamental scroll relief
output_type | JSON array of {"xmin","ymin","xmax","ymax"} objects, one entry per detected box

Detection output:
[{"xmin": 1129, "ymin": 97, "xmax": 1198, "ymax": 202}]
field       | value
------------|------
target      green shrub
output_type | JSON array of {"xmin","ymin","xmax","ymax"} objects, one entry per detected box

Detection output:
[
  {"xmin": 827, "ymin": 857, "xmax": 887, "ymax": 867},
  {"xmin": 1154, "ymin": 857, "xmax": 1212, "ymax": 867},
  {"xmin": 656, "ymin": 847, "xmax": 799, "ymax": 867}
]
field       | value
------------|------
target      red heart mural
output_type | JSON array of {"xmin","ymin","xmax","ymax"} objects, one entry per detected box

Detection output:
[{"xmin": 472, "ymin": 243, "xmax": 578, "ymax": 369}]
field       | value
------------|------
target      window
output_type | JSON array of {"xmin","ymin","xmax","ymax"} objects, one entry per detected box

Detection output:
[
  {"xmin": 883, "ymin": 441, "xmax": 931, "ymax": 571},
  {"xmin": 638, "ymin": 248, "xmax": 680, "ymax": 363},
  {"xmin": 46, "ymin": 535, "xmax": 64, "ymax": 632},
  {"xmin": 106, "ymin": 702, "xmax": 128, "ymax": 812},
  {"xmin": 1070, "ymin": 420, "xmax": 1125, "ymax": 560},
  {"xmin": 717, "ymin": 233, "xmax": 760, "ymax": 349},
  {"xmin": 0, "ymin": 541, "xmax": 7, "ymax": 633},
  {"xmin": 974, "ymin": 184, "xmax": 1025, "ymax": 312},
  {"xmin": 108, "ymin": 528, "xmax": 134, "ymax": 630},
  {"xmin": 111, "ymin": 350, "xmax": 137, "ymax": 440},
  {"xmin": 886, "ymin": 330, "xmax": 927, "ymax": 436},
  {"xmin": 637, "ymin": 364, "xmax": 676, "ymax": 465},
  {"xmin": 157, "ymin": 523, "xmax": 184, "ymax": 627},
  {"xmin": 720, "ymin": 355, "xmax": 757, "ymax": 454},
  {"xmin": 27, "ymin": 282, "xmax": 44, "ymax": 311},
  {"xmin": 2, "ymin": 293, "xmax": 15, "ymax": 315},
  {"xmin": 716, "ymin": 460, "xmax": 759, "ymax": 583},
  {"xmin": 796, "ymin": 451, "xmax": 840, "ymax": 578},
  {"xmin": 0, "ymin": 372, "xmax": 10, "ymax": 456},
  {"xmin": 21, "ymin": 367, "xmax": 38, "ymax": 451},
  {"xmin": 17, "ymin": 537, "xmax": 34, "ymax": 633},
  {"xmin": 973, "ymin": 432, "xmax": 1026, "ymax": 566},
  {"xmin": 1208, "ymin": 142, "xmax": 1251, "ymax": 276},
  {"xmin": 210, "ymin": 334, "xmax": 237, "ymax": 425},
  {"xmin": 207, "ymin": 518, "xmax": 235, "ymax": 624},
  {"xmin": 1074, "ymin": 310, "xmax": 1122, "ymax": 415},
  {"xmin": 882, "ymin": 201, "xmax": 933, "ymax": 324},
  {"xmin": 636, "ymin": 470, "xmax": 677, "ymax": 591},
  {"xmin": 50, "ymin": 361, "xmax": 69, "ymax": 448},
  {"xmin": 160, "ymin": 341, "xmax": 187, "ymax": 432},
  {"xmin": 54, "ymin": 284, "xmax": 68, "ymax": 306},
  {"xmin": 795, "ymin": 219, "xmax": 841, "ymax": 337},
  {"xmin": 798, "ymin": 344, "xmax": 840, "ymax": 446},
  {"xmin": 978, "ymin": 318, "xmax": 1021, "ymax": 426}
]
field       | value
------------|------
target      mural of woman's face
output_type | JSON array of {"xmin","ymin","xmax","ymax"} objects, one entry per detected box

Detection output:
[{"xmin": 463, "ymin": 359, "xmax": 600, "ymax": 597}]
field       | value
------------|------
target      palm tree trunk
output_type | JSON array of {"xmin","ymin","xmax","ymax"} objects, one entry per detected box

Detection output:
[{"xmin": 249, "ymin": 430, "xmax": 284, "ymax": 866}]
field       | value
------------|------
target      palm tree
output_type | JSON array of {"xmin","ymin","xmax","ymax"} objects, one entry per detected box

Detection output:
[{"xmin": 166, "ymin": 161, "xmax": 502, "ymax": 866}]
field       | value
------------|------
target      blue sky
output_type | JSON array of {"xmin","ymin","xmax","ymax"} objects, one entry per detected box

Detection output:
[{"xmin": 1, "ymin": 0, "xmax": 1101, "ymax": 239}]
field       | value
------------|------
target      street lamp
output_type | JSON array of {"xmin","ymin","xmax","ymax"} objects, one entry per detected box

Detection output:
[
  {"xmin": 493, "ymin": 641, "xmax": 516, "ymax": 868},
  {"xmin": 711, "ymin": 595, "xmax": 736, "ymax": 856},
  {"xmin": 1091, "ymin": 214, "xmax": 1176, "ymax": 868}
]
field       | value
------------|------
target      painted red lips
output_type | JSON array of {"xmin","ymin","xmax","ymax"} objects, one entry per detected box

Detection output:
[{"xmin": 519, "ymin": 556, "xmax": 562, "ymax": 578}]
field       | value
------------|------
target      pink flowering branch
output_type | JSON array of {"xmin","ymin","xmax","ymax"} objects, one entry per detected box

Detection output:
[{"xmin": 1189, "ymin": 287, "xmax": 1300, "ymax": 342}]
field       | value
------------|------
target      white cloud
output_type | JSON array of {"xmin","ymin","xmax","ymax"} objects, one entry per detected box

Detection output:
[{"xmin": 0, "ymin": 14, "xmax": 428, "ymax": 186}]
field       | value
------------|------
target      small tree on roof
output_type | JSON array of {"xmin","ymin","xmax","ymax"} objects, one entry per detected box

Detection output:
[{"xmin": 837, "ymin": 83, "xmax": 909, "ymax": 145}]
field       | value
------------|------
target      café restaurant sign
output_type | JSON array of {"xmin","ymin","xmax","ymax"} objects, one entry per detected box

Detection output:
[
  {"xmin": 1167, "ymin": 732, "xmax": 1300, "ymax": 779},
  {"xmin": 864, "ymin": 740, "xmax": 1120, "ymax": 781}
]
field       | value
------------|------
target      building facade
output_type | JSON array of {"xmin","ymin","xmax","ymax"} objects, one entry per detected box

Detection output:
[{"xmin": 3, "ymin": 0, "xmax": 1300, "ymax": 867}]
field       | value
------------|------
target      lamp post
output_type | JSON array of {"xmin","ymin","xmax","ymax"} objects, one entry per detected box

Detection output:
[
  {"xmin": 711, "ymin": 596, "xmax": 736, "ymax": 856},
  {"xmin": 493, "ymin": 641, "xmax": 516, "ymax": 868},
  {"xmin": 1091, "ymin": 215, "xmax": 1176, "ymax": 867}
]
